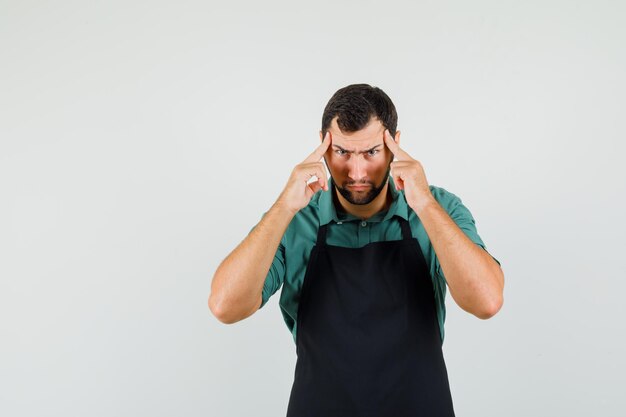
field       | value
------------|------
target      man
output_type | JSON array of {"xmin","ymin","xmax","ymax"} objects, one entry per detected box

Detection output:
[{"xmin": 209, "ymin": 84, "xmax": 504, "ymax": 416}]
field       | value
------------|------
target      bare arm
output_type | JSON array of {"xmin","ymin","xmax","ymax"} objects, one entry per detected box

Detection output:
[
  {"xmin": 209, "ymin": 132, "xmax": 332, "ymax": 324},
  {"xmin": 414, "ymin": 198, "xmax": 504, "ymax": 319},
  {"xmin": 209, "ymin": 202, "xmax": 295, "ymax": 324}
]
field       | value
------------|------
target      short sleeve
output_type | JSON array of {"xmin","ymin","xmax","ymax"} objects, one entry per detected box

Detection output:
[
  {"xmin": 433, "ymin": 189, "xmax": 501, "ymax": 283},
  {"xmin": 248, "ymin": 212, "xmax": 286, "ymax": 309}
]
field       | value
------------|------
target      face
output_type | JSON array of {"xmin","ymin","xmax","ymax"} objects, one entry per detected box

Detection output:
[{"xmin": 320, "ymin": 116, "xmax": 397, "ymax": 205}]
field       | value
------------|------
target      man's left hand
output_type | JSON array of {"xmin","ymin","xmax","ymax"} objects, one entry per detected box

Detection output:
[{"xmin": 384, "ymin": 129, "xmax": 436, "ymax": 212}]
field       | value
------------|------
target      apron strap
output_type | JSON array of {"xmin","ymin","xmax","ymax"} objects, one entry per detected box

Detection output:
[
  {"xmin": 316, "ymin": 223, "xmax": 328, "ymax": 246},
  {"xmin": 399, "ymin": 216, "xmax": 413, "ymax": 241}
]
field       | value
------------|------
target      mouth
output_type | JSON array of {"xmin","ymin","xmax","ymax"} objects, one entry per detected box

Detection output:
[{"xmin": 347, "ymin": 185, "xmax": 369, "ymax": 190}]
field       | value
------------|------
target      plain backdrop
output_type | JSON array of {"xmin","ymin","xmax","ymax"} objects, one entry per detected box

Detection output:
[{"xmin": 1, "ymin": 1, "xmax": 625, "ymax": 416}]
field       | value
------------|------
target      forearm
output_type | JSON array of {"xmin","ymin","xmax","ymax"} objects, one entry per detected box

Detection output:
[
  {"xmin": 209, "ymin": 201, "xmax": 295, "ymax": 323},
  {"xmin": 413, "ymin": 198, "xmax": 504, "ymax": 319}
]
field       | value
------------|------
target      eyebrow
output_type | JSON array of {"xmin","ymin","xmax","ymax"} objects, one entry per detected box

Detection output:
[{"xmin": 332, "ymin": 144, "xmax": 383, "ymax": 154}]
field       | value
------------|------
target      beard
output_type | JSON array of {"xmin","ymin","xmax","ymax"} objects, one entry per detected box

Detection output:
[{"xmin": 332, "ymin": 163, "xmax": 391, "ymax": 205}]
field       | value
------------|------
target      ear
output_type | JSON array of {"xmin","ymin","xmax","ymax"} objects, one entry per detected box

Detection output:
[
  {"xmin": 319, "ymin": 130, "xmax": 323, "ymax": 143},
  {"xmin": 395, "ymin": 130, "xmax": 401, "ymax": 146}
]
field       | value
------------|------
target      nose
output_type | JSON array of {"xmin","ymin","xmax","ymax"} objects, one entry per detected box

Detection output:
[{"xmin": 347, "ymin": 154, "xmax": 367, "ymax": 182}]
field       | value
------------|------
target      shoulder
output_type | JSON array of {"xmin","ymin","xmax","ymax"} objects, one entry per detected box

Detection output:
[
  {"xmin": 281, "ymin": 193, "xmax": 323, "ymax": 244},
  {"xmin": 302, "ymin": 190, "xmax": 324, "ymax": 214},
  {"xmin": 253, "ymin": 194, "xmax": 321, "ymax": 246},
  {"xmin": 422, "ymin": 184, "xmax": 485, "ymax": 244},
  {"xmin": 428, "ymin": 185, "xmax": 463, "ymax": 208},
  {"xmin": 399, "ymin": 185, "xmax": 464, "ymax": 213},
  {"xmin": 425, "ymin": 185, "xmax": 475, "ymax": 219},
  {"xmin": 296, "ymin": 191, "xmax": 324, "ymax": 222},
  {"xmin": 403, "ymin": 184, "xmax": 476, "ymax": 224}
]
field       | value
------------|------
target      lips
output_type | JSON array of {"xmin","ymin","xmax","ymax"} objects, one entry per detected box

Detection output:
[{"xmin": 348, "ymin": 185, "xmax": 369, "ymax": 190}]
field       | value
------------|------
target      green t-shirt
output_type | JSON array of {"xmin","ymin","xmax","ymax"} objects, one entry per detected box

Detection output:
[{"xmin": 251, "ymin": 176, "xmax": 500, "ymax": 344}]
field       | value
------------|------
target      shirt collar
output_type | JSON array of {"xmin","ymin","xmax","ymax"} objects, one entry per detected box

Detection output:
[{"xmin": 318, "ymin": 176, "xmax": 409, "ymax": 226}]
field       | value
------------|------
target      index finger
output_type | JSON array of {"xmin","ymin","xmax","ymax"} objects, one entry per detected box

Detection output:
[
  {"xmin": 384, "ymin": 129, "xmax": 411, "ymax": 161},
  {"xmin": 303, "ymin": 131, "xmax": 331, "ymax": 163}
]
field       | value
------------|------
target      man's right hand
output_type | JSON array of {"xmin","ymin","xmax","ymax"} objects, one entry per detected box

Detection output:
[{"xmin": 276, "ymin": 132, "xmax": 332, "ymax": 214}]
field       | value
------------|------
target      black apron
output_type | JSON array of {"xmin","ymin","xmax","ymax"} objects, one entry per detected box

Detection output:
[{"xmin": 286, "ymin": 216, "xmax": 456, "ymax": 417}]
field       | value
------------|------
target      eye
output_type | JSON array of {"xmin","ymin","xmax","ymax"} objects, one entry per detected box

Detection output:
[
  {"xmin": 335, "ymin": 149, "xmax": 348, "ymax": 156},
  {"xmin": 367, "ymin": 149, "xmax": 379, "ymax": 156}
]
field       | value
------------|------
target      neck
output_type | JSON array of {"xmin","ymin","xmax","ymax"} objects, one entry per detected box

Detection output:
[{"xmin": 334, "ymin": 179, "xmax": 392, "ymax": 221}]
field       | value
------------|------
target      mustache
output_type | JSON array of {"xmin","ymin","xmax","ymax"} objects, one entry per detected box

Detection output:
[{"xmin": 344, "ymin": 181, "xmax": 372, "ymax": 186}]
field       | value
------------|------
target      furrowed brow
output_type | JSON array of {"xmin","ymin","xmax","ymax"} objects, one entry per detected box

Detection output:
[{"xmin": 332, "ymin": 144, "xmax": 383, "ymax": 154}]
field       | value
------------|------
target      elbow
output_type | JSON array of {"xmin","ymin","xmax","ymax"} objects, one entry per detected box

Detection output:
[
  {"xmin": 208, "ymin": 267, "xmax": 242, "ymax": 324},
  {"xmin": 208, "ymin": 294, "xmax": 240, "ymax": 325},
  {"xmin": 208, "ymin": 295, "xmax": 225, "ymax": 323},
  {"xmin": 208, "ymin": 292, "xmax": 259, "ymax": 325},
  {"xmin": 477, "ymin": 267, "xmax": 505, "ymax": 320},
  {"xmin": 475, "ymin": 294, "xmax": 504, "ymax": 320}
]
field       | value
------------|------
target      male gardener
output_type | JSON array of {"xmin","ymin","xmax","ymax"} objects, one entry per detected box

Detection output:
[{"xmin": 209, "ymin": 84, "xmax": 504, "ymax": 416}]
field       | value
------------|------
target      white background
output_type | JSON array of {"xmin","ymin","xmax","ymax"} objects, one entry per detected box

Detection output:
[{"xmin": 1, "ymin": 1, "xmax": 625, "ymax": 416}]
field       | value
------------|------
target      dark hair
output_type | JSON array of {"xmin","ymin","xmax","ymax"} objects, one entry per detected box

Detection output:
[{"xmin": 321, "ymin": 84, "xmax": 398, "ymax": 138}]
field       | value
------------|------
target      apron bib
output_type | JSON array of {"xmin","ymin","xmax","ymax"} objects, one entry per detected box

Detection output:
[{"xmin": 286, "ymin": 216, "xmax": 456, "ymax": 416}]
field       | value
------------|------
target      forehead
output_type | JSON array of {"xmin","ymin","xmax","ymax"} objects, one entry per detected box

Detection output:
[{"xmin": 328, "ymin": 117, "xmax": 386, "ymax": 149}]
